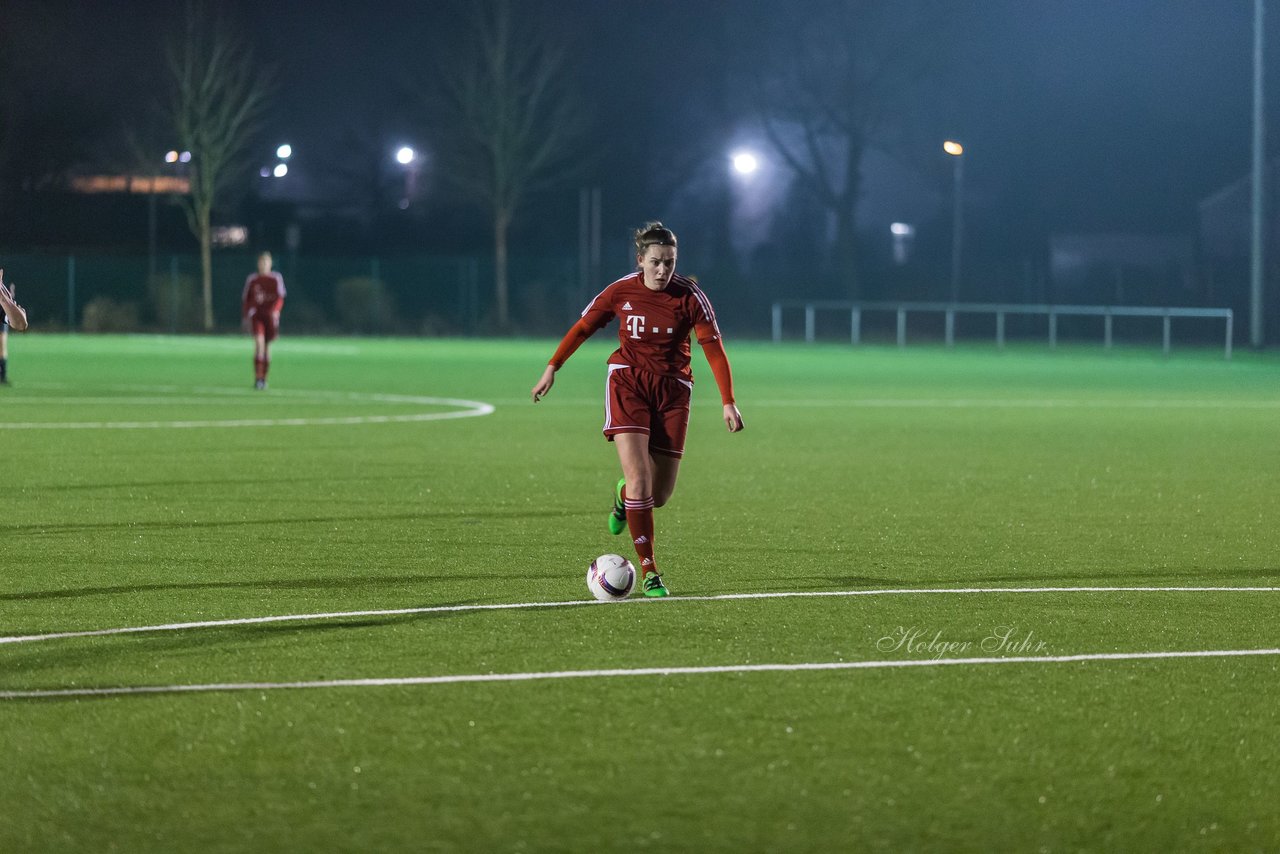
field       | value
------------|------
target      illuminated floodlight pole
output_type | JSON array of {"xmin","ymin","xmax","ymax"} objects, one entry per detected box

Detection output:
[
  {"xmin": 944, "ymin": 140, "xmax": 965, "ymax": 304},
  {"xmin": 890, "ymin": 222, "xmax": 914, "ymax": 265},
  {"xmin": 276, "ymin": 143, "xmax": 293, "ymax": 160},
  {"xmin": 395, "ymin": 146, "xmax": 419, "ymax": 209},
  {"xmin": 154, "ymin": 150, "xmax": 191, "ymax": 274},
  {"xmin": 1250, "ymin": 0, "xmax": 1266, "ymax": 347}
]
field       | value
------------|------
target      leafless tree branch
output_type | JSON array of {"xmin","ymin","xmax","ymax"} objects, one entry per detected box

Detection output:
[{"xmin": 163, "ymin": 0, "xmax": 272, "ymax": 330}]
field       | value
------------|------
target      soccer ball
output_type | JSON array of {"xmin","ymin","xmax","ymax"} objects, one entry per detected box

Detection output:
[{"xmin": 587, "ymin": 554, "xmax": 636, "ymax": 601}]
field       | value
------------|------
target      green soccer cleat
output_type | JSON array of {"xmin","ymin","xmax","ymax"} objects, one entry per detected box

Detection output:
[
  {"xmin": 642, "ymin": 574, "xmax": 670, "ymax": 598},
  {"xmin": 608, "ymin": 477, "xmax": 627, "ymax": 535}
]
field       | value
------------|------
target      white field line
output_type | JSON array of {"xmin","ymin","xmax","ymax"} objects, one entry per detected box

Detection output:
[
  {"xmin": 2, "ymin": 586, "xmax": 1277, "ymax": 647},
  {"xmin": 0, "ymin": 397, "xmax": 349, "ymax": 406},
  {"xmin": 0, "ymin": 385, "xmax": 494, "ymax": 429},
  {"xmin": 0, "ymin": 411, "xmax": 492, "ymax": 430},
  {"xmin": 3, "ymin": 647, "xmax": 1279, "ymax": 701}
]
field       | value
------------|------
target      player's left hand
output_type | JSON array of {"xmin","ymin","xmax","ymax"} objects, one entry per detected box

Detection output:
[{"xmin": 724, "ymin": 403, "xmax": 744, "ymax": 433}]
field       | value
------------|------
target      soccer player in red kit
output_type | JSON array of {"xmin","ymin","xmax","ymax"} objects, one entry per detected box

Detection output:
[
  {"xmin": 531, "ymin": 222, "xmax": 744, "ymax": 597},
  {"xmin": 242, "ymin": 251, "xmax": 285, "ymax": 390},
  {"xmin": 0, "ymin": 269, "xmax": 29, "ymax": 385}
]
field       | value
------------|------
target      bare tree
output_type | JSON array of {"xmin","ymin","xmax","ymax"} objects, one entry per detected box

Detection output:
[
  {"xmin": 164, "ymin": 2, "xmax": 270, "ymax": 330},
  {"xmin": 427, "ymin": 0, "xmax": 588, "ymax": 329},
  {"xmin": 746, "ymin": 0, "xmax": 949, "ymax": 298}
]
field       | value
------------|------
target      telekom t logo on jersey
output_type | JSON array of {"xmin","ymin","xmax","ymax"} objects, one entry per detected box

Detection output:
[{"xmin": 625, "ymin": 315, "xmax": 647, "ymax": 339}]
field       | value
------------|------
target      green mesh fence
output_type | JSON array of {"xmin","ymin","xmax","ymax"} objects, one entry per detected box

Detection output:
[{"xmin": 0, "ymin": 250, "xmax": 582, "ymax": 335}]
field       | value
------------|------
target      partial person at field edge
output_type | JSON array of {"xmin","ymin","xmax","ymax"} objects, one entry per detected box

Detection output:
[
  {"xmin": 530, "ymin": 222, "xmax": 744, "ymax": 598},
  {"xmin": 242, "ymin": 251, "xmax": 286, "ymax": 390},
  {"xmin": 0, "ymin": 269, "xmax": 30, "ymax": 386}
]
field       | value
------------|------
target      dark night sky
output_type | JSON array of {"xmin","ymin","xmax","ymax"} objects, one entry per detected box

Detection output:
[
  {"xmin": 2, "ymin": 0, "xmax": 1277, "ymax": 244},
  {"xmin": 268, "ymin": 1, "xmax": 1274, "ymax": 231}
]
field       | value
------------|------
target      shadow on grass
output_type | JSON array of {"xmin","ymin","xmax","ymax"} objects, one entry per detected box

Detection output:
[
  {"xmin": 0, "ymin": 572, "xmax": 505, "ymax": 602},
  {"xmin": 0, "ymin": 598, "xmax": 605, "ymax": 685},
  {"xmin": 0, "ymin": 612, "xmax": 451, "ymax": 678},
  {"xmin": 35, "ymin": 473, "xmax": 408, "ymax": 492},
  {"xmin": 1, "ymin": 509, "xmax": 584, "ymax": 537}
]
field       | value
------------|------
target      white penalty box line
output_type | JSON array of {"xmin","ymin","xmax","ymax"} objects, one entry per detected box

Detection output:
[
  {"xmin": 3, "ymin": 647, "xmax": 1279, "ymax": 701},
  {"xmin": 1, "ymin": 586, "xmax": 1278, "ymax": 647}
]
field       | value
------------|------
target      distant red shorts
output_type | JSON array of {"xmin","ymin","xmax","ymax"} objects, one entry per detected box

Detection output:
[
  {"xmin": 603, "ymin": 365, "xmax": 692, "ymax": 459},
  {"xmin": 250, "ymin": 314, "xmax": 279, "ymax": 343}
]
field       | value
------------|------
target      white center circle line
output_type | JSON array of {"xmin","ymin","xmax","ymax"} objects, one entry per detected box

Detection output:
[{"xmin": 0, "ymin": 385, "xmax": 495, "ymax": 429}]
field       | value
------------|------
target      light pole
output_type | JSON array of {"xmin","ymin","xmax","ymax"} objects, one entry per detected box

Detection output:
[
  {"xmin": 726, "ymin": 147, "xmax": 766, "ymax": 261},
  {"xmin": 944, "ymin": 140, "xmax": 965, "ymax": 304},
  {"xmin": 147, "ymin": 160, "xmax": 159, "ymax": 278},
  {"xmin": 151, "ymin": 150, "xmax": 188, "ymax": 278},
  {"xmin": 1250, "ymin": 0, "xmax": 1266, "ymax": 347},
  {"xmin": 395, "ymin": 145, "xmax": 418, "ymax": 209}
]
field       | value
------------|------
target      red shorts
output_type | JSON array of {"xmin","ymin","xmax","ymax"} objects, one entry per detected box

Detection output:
[
  {"xmin": 251, "ymin": 314, "xmax": 279, "ymax": 343},
  {"xmin": 603, "ymin": 365, "xmax": 692, "ymax": 459}
]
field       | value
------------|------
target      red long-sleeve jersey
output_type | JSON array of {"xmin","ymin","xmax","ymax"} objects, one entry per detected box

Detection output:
[
  {"xmin": 550, "ymin": 272, "xmax": 735, "ymax": 404},
  {"xmin": 242, "ymin": 271, "xmax": 285, "ymax": 320}
]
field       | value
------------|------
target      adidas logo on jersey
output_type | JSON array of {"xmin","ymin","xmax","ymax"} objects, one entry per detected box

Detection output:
[{"xmin": 621, "ymin": 301, "xmax": 633, "ymax": 310}]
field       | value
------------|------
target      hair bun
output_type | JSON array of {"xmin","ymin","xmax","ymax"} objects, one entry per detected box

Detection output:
[{"xmin": 634, "ymin": 222, "xmax": 677, "ymax": 253}]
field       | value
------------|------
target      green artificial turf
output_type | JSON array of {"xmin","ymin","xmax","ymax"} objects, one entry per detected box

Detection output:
[{"xmin": 1, "ymin": 334, "xmax": 1277, "ymax": 852}]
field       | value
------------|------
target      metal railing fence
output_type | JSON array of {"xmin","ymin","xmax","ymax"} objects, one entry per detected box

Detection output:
[{"xmin": 771, "ymin": 300, "xmax": 1235, "ymax": 359}]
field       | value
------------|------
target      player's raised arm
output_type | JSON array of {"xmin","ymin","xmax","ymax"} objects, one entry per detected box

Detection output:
[{"xmin": 0, "ymin": 271, "xmax": 29, "ymax": 332}]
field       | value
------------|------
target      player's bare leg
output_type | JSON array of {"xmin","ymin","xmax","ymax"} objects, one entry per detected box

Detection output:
[
  {"xmin": 613, "ymin": 433, "xmax": 667, "ymax": 595},
  {"xmin": 651, "ymin": 453, "xmax": 681, "ymax": 508},
  {"xmin": 610, "ymin": 453, "xmax": 678, "ymax": 533},
  {"xmin": 610, "ymin": 432, "xmax": 651, "ymax": 534}
]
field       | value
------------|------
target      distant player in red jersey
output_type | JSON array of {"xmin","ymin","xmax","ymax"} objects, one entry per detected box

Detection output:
[
  {"xmin": 531, "ymin": 222, "xmax": 744, "ymax": 597},
  {"xmin": 242, "ymin": 251, "xmax": 285, "ymax": 390},
  {"xmin": 0, "ymin": 269, "xmax": 29, "ymax": 386}
]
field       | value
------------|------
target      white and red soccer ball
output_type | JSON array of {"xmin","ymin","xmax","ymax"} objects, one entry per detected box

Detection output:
[{"xmin": 586, "ymin": 554, "xmax": 636, "ymax": 601}]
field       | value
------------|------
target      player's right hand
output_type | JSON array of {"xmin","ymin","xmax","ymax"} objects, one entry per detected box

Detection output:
[{"xmin": 531, "ymin": 365, "xmax": 556, "ymax": 402}]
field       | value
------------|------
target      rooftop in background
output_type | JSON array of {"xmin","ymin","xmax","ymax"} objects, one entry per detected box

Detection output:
[{"xmin": 68, "ymin": 175, "xmax": 190, "ymax": 195}]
